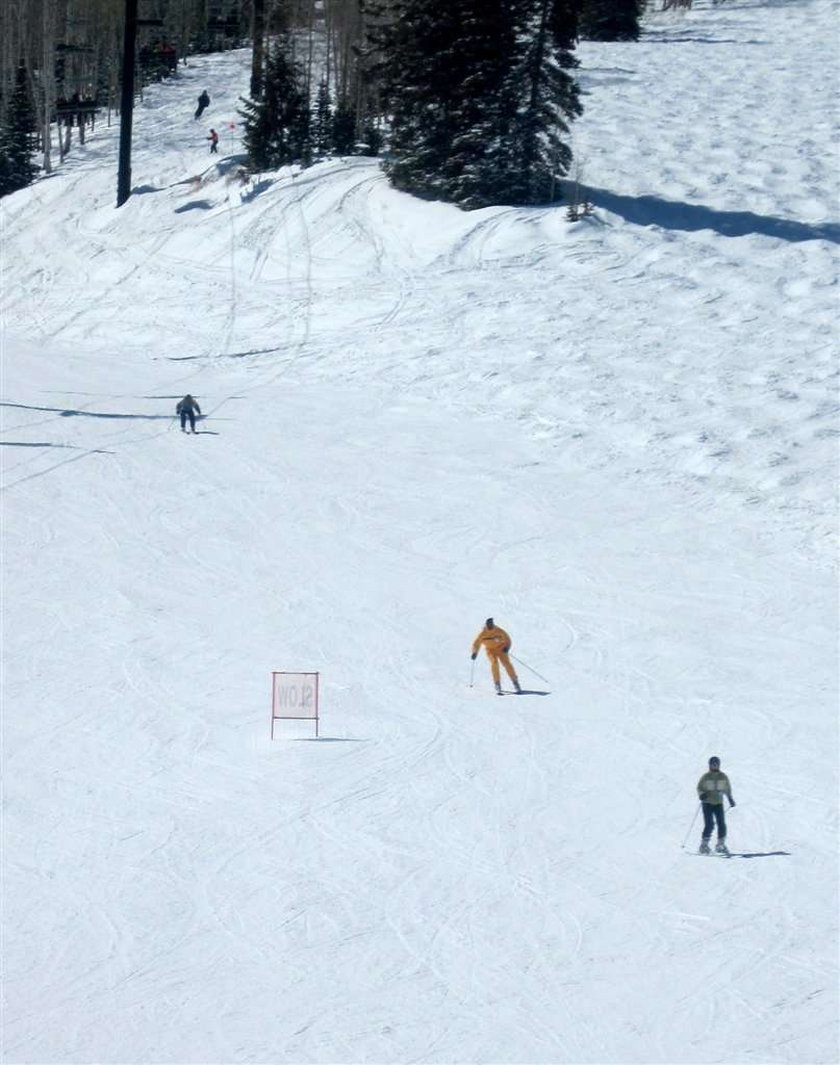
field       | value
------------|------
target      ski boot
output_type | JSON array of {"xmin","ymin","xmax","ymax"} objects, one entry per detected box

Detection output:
[
  {"xmin": 699, "ymin": 839, "xmax": 711, "ymax": 855},
  {"xmin": 494, "ymin": 681, "xmax": 502, "ymax": 695},
  {"xmin": 715, "ymin": 840, "xmax": 729, "ymax": 856},
  {"xmin": 513, "ymin": 679, "xmax": 522, "ymax": 694}
]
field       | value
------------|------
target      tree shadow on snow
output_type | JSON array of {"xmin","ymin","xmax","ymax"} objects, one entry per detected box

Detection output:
[
  {"xmin": 0, "ymin": 401, "xmax": 172, "ymax": 421},
  {"xmin": 563, "ymin": 181, "xmax": 840, "ymax": 244},
  {"xmin": 223, "ymin": 345, "xmax": 286, "ymax": 358},
  {"xmin": 164, "ymin": 348, "xmax": 286, "ymax": 360},
  {"xmin": 174, "ymin": 199, "xmax": 213, "ymax": 213},
  {"xmin": 641, "ymin": 32, "xmax": 763, "ymax": 45},
  {"xmin": 0, "ymin": 440, "xmax": 78, "ymax": 449}
]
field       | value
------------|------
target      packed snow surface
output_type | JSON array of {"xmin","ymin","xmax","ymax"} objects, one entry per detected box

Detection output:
[{"xmin": 1, "ymin": 1, "xmax": 837, "ymax": 1062}]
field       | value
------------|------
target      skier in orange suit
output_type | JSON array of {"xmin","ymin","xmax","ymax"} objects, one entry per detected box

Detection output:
[{"xmin": 471, "ymin": 618, "xmax": 521, "ymax": 694}]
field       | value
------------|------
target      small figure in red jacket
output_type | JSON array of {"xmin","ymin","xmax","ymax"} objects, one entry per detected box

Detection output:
[{"xmin": 208, "ymin": 128, "xmax": 219, "ymax": 154}]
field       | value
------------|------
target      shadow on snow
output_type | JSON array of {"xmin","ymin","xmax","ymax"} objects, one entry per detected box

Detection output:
[
  {"xmin": 729, "ymin": 851, "xmax": 792, "ymax": 858},
  {"xmin": 174, "ymin": 199, "xmax": 214, "ymax": 213},
  {"xmin": 1, "ymin": 401, "xmax": 173, "ymax": 421},
  {"xmin": 563, "ymin": 181, "xmax": 840, "ymax": 244},
  {"xmin": 0, "ymin": 440, "xmax": 78, "ymax": 449}
]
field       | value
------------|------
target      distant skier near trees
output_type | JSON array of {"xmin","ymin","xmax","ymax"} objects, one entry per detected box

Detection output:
[
  {"xmin": 471, "ymin": 618, "xmax": 522, "ymax": 694},
  {"xmin": 207, "ymin": 129, "xmax": 219, "ymax": 154},
  {"xmin": 697, "ymin": 756, "xmax": 736, "ymax": 854},
  {"xmin": 195, "ymin": 90, "xmax": 210, "ymax": 120},
  {"xmin": 176, "ymin": 394, "xmax": 201, "ymax": 433}
]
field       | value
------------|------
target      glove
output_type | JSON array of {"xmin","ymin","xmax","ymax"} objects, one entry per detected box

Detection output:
[
  {"xmin": 699, "ymin": 793, "xmax": 708, "ymax": 802},
  {"xmin": 502, "ymin": 645, "xmax": 511, "ymax": 653},
  {"xmin": 470, "ymin": 652, "xmax": 477, "ymax": 661},
  {"xmin": 729, "ymin": 799, "xmax": 736, "ymax": 808}
]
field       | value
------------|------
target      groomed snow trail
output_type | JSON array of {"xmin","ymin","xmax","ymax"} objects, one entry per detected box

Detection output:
[{"xmin": 1, "ymin": 1, "xmax": 837, "ymax": 1062}]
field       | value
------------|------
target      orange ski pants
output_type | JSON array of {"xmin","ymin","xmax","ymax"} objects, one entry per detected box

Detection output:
[{"xmin": 486, "ymin": 650, "xmax": 518, "ymax": 685}]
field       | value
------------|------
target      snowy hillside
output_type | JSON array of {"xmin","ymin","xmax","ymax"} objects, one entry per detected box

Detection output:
[{"xmin": 1, "ymin": 1, "xmax": 837, "ymax": 1063}]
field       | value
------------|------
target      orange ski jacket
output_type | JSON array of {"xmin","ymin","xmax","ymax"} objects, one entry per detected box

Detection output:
[{"xmin": 472, "ymin": 624, "xmax": 512, "ymax": 657}]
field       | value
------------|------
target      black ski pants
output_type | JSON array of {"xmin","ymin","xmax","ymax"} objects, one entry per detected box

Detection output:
[
  {"xmin": 701, "ymin": 802, "xmax": 727, "ymax": 840},
  {"xmin": 180, "ymin": 408, "xmax": 196, "ymax": 431}
]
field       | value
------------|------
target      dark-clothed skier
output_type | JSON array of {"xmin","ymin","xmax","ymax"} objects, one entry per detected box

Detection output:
[
  {"xmin": 471, "ymin": 618, "xmax": 521, "ymax": 694},
  {"xmin": 696, "ymin": 756, "xmax": 736, "ymax": 854},
  {"xmin": 207, "ymin": 128, "xmax": 219, "ymax": 154},
  {"xmin": 176, "ymin": 394, "xmax": 201, "ymax": 433},
  {"xmin": 195, "ymin": 90, "xmax": 210, "ymax": 120}
]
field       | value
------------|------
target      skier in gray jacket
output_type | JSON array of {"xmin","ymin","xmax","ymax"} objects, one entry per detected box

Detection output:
[{"xmin": 696, "ymin": 755, "xmax": 736, "ymax": 854}]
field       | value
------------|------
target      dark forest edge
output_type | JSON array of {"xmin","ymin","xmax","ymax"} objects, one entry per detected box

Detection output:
[{"xmin": 2, "ymin": 0, "xmax": 646, "ymax": 206}]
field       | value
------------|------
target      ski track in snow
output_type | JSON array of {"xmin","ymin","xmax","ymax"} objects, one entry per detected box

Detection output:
[{"xmin": 1, "ymin": 1, "xmax": 838, "ymax": 1062}]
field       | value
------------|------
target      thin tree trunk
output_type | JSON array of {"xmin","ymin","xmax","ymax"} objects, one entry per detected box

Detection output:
[
  {"xmin": 41, "ymin": 0, "xmax": 54, "ymax": 174},
  {"xmin": 251, "ymin": 0, "xmax": 265, "ymax": 98}
]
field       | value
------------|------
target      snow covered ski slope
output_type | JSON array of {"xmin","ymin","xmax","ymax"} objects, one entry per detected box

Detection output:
[{"xmin": 1, "ymin": 0, "xmax": 837, "ymax": 1062}]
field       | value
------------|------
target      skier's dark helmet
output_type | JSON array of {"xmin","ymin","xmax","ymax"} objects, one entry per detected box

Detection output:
[
  {"xmin": 709, "ymin": 756, "xmax": 721, "ymax": 768},
  {"xmin": 485, "ymin": 617, "xmax": 494, "ymax": 628}
]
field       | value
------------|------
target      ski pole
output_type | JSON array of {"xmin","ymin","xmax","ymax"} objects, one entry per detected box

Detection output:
[
  {"xmin": 510, "ymin": 654, "xmax": 551, "ymax": 686},
  {"xmin": 681, "ymin": 802, "xmax": 702, "ymax": 849},
  {"xmin": 469, "ymin": 658, "xmax": 476, "ymax": 688}
]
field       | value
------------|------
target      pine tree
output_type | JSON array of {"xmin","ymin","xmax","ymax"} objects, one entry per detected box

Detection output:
[
  {"xmin": 579, "ymin": 0, "xmax": 643, "ymax": 42},
  {"xmin": 331, "ymin": 97, "xmax": 357, "ymax": 155},
  {"xmin": 0, "ymin": 64, "xmax": 38, "ymax": 198},
  {"xmin": 369, "ymin": 0, "xmax": 465, "ymax": 200},
  {"xmin": 438, "ymin": 0, "xmax": 520, "ymax": 207},
  {"xmin": 313, "ymin": 80, "xmax": 332, "ymax": 156},
  {"xmin": 505, "ymin": 0, "xmax": 582, "ymax": 205},
  {"xmin": 370, "ymin": 0, "xmax": 581, "ymax": 209},
  {"xmin": 239, "ymin": 38, "xmax": 310, "ymax": 171},
  {"xmin": 358, "ymin": 113, "xmax": 383, "ymax": 157}
]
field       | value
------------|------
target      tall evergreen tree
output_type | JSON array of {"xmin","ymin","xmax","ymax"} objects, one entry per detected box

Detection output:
[
  {"xmin": 0, "ymin": 64, "xmax": 38, "ymax": 198},
  {"xmin": 240, "ymin": 37, "xmax": 310, "ymax": 171},
  {"xmin": 438, "ymin": 0, "xmax": 520, "ymax": 207},
  {"xmin": 447, "ymin": 0, "xmax": 581, "ymax": 207},
  {"xmin": 331, "ymin": 98, "xmax": 357, "ymax": 154},
  {"xmin": 368, "ymin": 0, "xmax": 467, "ymax": 200},
  {"xmin": 369, "ymin": 0, "xmax": 581, "ymax": 209},
  {"xmin": 505, "ymin": 0, "xmax": 582, "ymax": 204},
  {"xmin": 313, "ymin": 79, "xmax": 332, "ymax": 155},
  {"xmin": 578, "ymin": 0, "xmax": 643, "ymax": 41}
]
